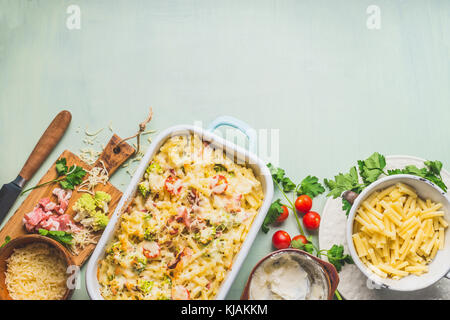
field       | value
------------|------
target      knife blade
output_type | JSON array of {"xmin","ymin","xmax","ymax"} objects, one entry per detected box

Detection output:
[
  {"xmin": 0, "ymin": 110, "xmax": 72, "ymax": 225},
  {"xmin": 0, "ymin": 176, "xmax": 25, "ymax": 224}
]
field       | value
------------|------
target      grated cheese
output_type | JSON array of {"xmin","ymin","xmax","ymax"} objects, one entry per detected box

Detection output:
[
  {"xmin": 70, "ymin": 227, "xmax": 98, "ymax": 255},
  {"xmin": 77, "ymin": 160, "xmax": 109, "ymax": 195},
  {"xmin": 5, "ymin": 243, "xmax": 68, "ymax": 300}
]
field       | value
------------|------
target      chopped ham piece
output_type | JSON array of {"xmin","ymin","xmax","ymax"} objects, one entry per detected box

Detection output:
[
  {"xmin": 53, "ymin": 188, "xmax": 72, "ymax": 203},
  {"xmin": 23, "ymin": 187, "xmax": 76, "ymax": 233},
  {"xmin": 175, "ymin": 206, "xmax": 191, "ymax": 229},
  {"xmin": 225, "ymin": 194, "xmax": 242, "ymax": 213},
  {"xmin": 38, "ymin": 197, "xmax": 57, "ymax": 212},
  {"xmin": 57, "ymin": 214, "xmax": 75, "ymax": 232},
  {"xmin": 38, "ymin": 197, "xmax": 50, "ymax": 208},
  {"xmin": 23, "ymin": 207, "xmax": 51, "ymax": 231},
  {"xmin": 210, "ymin": 175, "xmax": 228, "ymax": 194},
  {"xmin": 39, "ymin": 216, "xmax": 60, "ymax": 231},
  {"xmin": 55, "ymin": 200, "xmax": 68, "ymax": 215},
  {"xmin": 38, "ymin": 214, "xmax": 76, "ymax": 232}
]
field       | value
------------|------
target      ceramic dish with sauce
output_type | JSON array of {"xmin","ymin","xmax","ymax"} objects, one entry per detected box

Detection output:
[{"xmin": 241, "ymin": 249, "xmax": 339, "ymax": 300}]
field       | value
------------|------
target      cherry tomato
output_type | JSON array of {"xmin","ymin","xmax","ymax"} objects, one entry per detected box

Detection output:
[
  {"xmin": 303, "ymin": 211, "xmax": 321, "ymax": 230},
  {"xmin": 295, "ymin": 195, "xmax": 312, "ymax": 213},
  {"xmin": 272, "ymin": 230, "xmax": 291, "ymax": 249},
  {"xmin": 292, "ymin": 235, "xmax": 308, "ymax": 245},
  {"xmin": 276, "ymin": 205, "xmax": 289, "ymax": 223}
]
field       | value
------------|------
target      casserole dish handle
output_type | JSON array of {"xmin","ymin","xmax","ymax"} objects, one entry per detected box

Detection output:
[{"xmin": 207, "ymin": 116, "xmax": 257, "ymax": 153}]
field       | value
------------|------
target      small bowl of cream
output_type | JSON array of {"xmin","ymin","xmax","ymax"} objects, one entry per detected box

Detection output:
[{"xmin": 241, "ymin": 249, "xmax": 339, "ymax": 300}]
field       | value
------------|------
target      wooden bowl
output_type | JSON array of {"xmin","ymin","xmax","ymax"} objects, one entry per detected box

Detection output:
[
  {"xmin": 241, "ymin": 248, "xmax": 339, "ymax": 300},
  {"xmin": 0, "ymin": 234, "xmax": 75, "ymax": 300}
]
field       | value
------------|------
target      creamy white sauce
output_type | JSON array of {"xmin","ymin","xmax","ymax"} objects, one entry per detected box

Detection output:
[{"xmin": 249, "ymin": 253, "xmax": 327, "ymax": 300}]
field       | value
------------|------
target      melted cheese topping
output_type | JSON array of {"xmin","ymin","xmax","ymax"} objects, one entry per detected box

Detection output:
[{"xmin": 98, "ymin": 134, "xmax": 264, "ymax": 300}]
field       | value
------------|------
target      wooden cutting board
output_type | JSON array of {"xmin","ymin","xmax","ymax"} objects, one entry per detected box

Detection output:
[{"xmin": 0, "ymin": 134, "xmax": 135, "ymax": 266}]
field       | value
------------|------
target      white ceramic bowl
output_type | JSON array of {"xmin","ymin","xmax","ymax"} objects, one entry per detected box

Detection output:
[{"xmin": 346, "ymin": 174, "xmax": 450, "ymax": 291}]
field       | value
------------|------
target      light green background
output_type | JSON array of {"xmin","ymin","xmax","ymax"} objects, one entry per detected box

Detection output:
[{"xmin": 0, "ymin": 0, "xmax": 449, "ymax": 299}]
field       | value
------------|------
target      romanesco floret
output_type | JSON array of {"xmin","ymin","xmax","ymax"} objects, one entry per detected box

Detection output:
[
  {"xmin": 72, "ymin": 193, "xmax": 96, "ymax": 213},
  {"xmin": 91, "ymin": 211, "xmax": 109, "ymax": 231},
  {"xmin": 146, "ymin": 162, "xmax": 162, "ymax": 175},
  {"xmin": 94, "ymin": 191, "xmax": 111, "ymax": 212},
  {"xmin": 72, "ymin": 192, "xmax": 111, "ymax": 231},
  {"xmin": 138, "ymin": 181, "xmax": 150, "ymax": 198}
]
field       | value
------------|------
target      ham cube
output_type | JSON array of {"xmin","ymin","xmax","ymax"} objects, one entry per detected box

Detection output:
[
  {"xmin": 53, "ymin": 188, "xmax": 72, "ymax": 203},
  {"xmin": 39, "ymin": 216, "xmax": 60, "ymax": 231},
  {"xmin": 56, "ymin": 214, "xmax": 75, "ymax": 232},
  {"xmin": 38, "ymin": 198, "xmax": 57, "ymax": 212},
  {"xmin": 23, "ymin": 207, "xmax": 48, "ymax": 227}
]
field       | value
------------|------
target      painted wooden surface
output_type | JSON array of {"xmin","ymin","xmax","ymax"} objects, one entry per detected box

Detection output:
[{"xmin": 0, "ymin": 0, "xmax": 449, "ymax": 299}]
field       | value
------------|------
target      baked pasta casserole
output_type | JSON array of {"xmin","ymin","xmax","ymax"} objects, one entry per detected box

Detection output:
[{"xmin": 98, "ymin": 134, "xmax": 264, "ymax": 299}]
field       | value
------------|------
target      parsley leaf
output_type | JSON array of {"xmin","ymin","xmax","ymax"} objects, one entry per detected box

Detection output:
[
  {"xmin": 326, "ymin": 244, "xmax": 353, "ymax": 272},
  {"xmin": 0, "ymin": 236, "xmax": 11, "ymax": 248},
  {"xmin": 325, "ymin": 153, "xmax": 448, "ymax": 217},
  {"xmin": 387, "ymin": 162, "xmax": 447, "ymax": 192},
  {"xmin": 59, "ymin": 165, "xmax": 86, "ymax": 190},
  {"xmin": 21, "ymin": 158, "xmax": 87, "ymax": 194},
  {"xmin": 55, "ymin": 158, "xmax": 68, "ymax": 176},
  {"xmin": 324, "ymin": 166, "xmax": 361, "ymax": 198},
  {"xmin": 425, "ymin": 160, "xmax": 443, "ymax": 177},
  {"xmin": 290, "ymin": 237, "xmax": 353, "ymax": 272},
  {"xmin": 261, "ymin": 199, "xmax": 284, "ymax": 233},
  {"xmin": 38, "ymin": 229, "xmax": 73, "ymax": 246},
  {"xmin": 267, "ymin": 163, "xmax": 296, "ymax": 192},
  {"xmin": 358, "ymin": 152, "xmax": 386, "ymax": 185},
  {"xmin": 291, "ymin": 236, "xmax": 315, "ymax": 254},
  {"xmin": 296, "ymin": 175, "xmax": 325, "ymax": 198},
  {"xmin": 342, "ymin": 198, "xmax": 352, "ymax": 217}
]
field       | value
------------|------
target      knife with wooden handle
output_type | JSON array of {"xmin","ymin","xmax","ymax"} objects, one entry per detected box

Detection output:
[{"xmin": 0, "ymin": 110, "xmax": 72, "ymax": 224}]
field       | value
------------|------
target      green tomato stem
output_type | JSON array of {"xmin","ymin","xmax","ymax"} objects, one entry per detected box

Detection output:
[
  {"xmin": 272, "ymin": 179, "xmax": 305, "ymax": 235},
  {"xmin": 292, "ymin": 192, "xmax": 304, "ymax": 236},
  {"xmin": 335, "ymin": 290, "xmax": 343, "ymax": 300}
]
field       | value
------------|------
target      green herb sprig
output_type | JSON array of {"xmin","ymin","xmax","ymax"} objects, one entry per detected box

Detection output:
[
  {"xmin": 291, "ymin": 237, "xmax": 353, "ymax": 272},
  {"xmin": 21, "ymin": 158, "xmax": 87, "ymax": 195},
  {"xmin": 263, "ymin": 163, "xmax": 325, "ymax": 234},
  {"xmin": 0, "ymin": 236, "xmax": 11, "ymax": 248},
  {"xmin": 38, "ymin": 229, "xmax": 73, "ymax": 246},
  {"xmin": 324, "ymin": 152, "xmax": 447, "ymax": 216}
]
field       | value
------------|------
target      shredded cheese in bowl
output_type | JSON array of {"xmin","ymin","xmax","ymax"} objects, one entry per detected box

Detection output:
[{"xmin": 5, "ymin": 243, "xmax": 68, "ymax": 300}]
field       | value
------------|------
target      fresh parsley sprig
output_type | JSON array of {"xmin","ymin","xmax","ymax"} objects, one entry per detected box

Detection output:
[
  {"xmin": 21, "ymin": 158, "xmax": 87, "ymax": 195},
  {"xmin": 38, "ymin": 229, "xmax": 73, "ymax": 246},
  {"xmin": 324, "ymin": 152, "xmax": 448, "ymax": 216},
  {"xmin": 0, "ymin": 235, "xmax": 11, "ymax": 248},
  {"xmin": 264, "ymin": 164, "xmax": 325, "ymax": 234},
  {"xmin": 261, "ymin": 199, "xmax": 285, "ymax": 233},
  {"xmin": 291, "ymin": 237, "xmax": 353, "ymax": 272}
]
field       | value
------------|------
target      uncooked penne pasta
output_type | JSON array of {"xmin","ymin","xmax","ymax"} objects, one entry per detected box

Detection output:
[{"xmin": 352, "ymin": 183, "xmax": 447, "ymax": 280}]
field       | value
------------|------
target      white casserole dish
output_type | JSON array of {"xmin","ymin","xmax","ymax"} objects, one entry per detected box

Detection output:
[{"xmin": 86, "ymin": 116, "xmax": 274, "ymax": 300}]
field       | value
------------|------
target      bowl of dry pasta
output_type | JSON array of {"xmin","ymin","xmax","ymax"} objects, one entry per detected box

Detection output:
[{"xmin": 346, "ymin": 174, "xmax": 450, "ymax": 291}]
